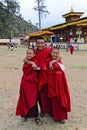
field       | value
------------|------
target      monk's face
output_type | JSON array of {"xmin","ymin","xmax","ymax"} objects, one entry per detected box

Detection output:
[
  {"xmin": 26, "ymin": 49, "xmax": 35, "ymax": 60},
  {"xmin": 51, "ymin": 49, "xmax": 60, "ymax": 60},
  {"xmin": 36, "ymin": 39, "xmax": 45, "ymax": 50}
]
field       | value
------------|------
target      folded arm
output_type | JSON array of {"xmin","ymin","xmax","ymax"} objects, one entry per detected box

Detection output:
[{"xmin": 23, "ymin": 58, "xmax": 38, "ymax": 70}]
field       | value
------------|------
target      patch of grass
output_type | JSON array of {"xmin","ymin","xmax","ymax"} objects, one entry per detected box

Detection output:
[{"xmin": 68, "ymin": 64, "xmax": 87, "ymax": 69}]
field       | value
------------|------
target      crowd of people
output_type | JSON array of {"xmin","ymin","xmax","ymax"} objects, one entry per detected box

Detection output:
[{"xmin": 15, "ymin": 37, "xmax": 71, "ymax": 126}]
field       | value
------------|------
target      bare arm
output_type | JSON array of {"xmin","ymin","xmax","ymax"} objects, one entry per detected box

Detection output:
[
  {"xmin": 23, "ymin": 58, "xmax": 33, "ymax": 64},
  {"xmin": 49, "ymin": 57, "xmax": 62, "ymax": 70},
  {"xmin": 23, "ymin": 58, "xmax": 38, "ymax": 69}
]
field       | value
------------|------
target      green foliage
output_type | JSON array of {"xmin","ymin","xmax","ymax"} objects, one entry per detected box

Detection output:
[{"xmin": 0, "ymin": 0, "xmax": 39, "ymax": 38}]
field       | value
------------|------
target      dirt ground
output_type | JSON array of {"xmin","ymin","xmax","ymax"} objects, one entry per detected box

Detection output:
[{"xmin": 0, "ymin": 45, "xmax": 87, "ymax": 130}]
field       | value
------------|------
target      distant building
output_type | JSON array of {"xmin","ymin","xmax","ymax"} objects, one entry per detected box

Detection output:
[
  {"xmin": 25, "ymin": 8, "xmax": 87, "ymax": 50},
  {"xmin": 0, "ymin": 37, "xmax": 21, "ymax": 45},
  {"xmin": 42, "ymin": 7, "xmax": 87, "ymax": 44},
  {"xmin": 25, "ymin": 31, "xmax": 54, "ymax": 47}
]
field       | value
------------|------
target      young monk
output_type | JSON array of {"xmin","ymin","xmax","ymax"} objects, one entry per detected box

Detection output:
[
  {"xmin": 24, "ymin": 37, "xmax": 52, "ymax": 117},
  {"xmin": 70, "ymin": 45, "xmax": 74, "ymax": 54},
  {"xmin": 46, "ymin": 48, "xmax": 71, "ymax": 124},
  {"xmin": 16, "ymin": 48, "xmax": 42, "ymax": 126}
]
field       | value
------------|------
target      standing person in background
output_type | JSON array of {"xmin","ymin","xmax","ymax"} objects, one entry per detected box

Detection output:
[
  {"xmin": 47, "ymin": 48, "xmax": 71, "ymax": 124},
  {"xmin": 70, "ymin": 45, "xmax": 74, "ymax": 54},
  {"xmin": 24, "ymin": 37, "xmax": 52, "ymax": 117},
  {"xmin": 16, "ymin": 48, "xmax": 42, "ymax": 126},
  {"xmin": 66, "ymin": 43, "xmax": 69, "ymax": 52},
  {"xmin": 10, "ymin": 43, "xmax": 14, "ymax": 51}
]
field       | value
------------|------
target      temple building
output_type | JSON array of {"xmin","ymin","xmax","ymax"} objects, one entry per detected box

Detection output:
[
  {"xmin": 42, "ymin": 7, "xmax": 87, "ymax": 44},
  {"xmin": 26, "ymin": 7, "xmax": 87, "ymax": 50}
]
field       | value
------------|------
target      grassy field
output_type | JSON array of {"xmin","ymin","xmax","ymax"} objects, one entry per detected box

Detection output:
[{"xmin": 0, "ymin": 45, "xmax": 87, "ymax": 130}]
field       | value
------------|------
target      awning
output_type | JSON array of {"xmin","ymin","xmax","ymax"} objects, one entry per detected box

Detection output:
[{"xmin": 25, "ymin": 30, "xmax": 54, "ymax": 39}]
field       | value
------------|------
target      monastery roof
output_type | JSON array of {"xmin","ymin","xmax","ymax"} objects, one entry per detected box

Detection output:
[
  {"xmin": 42, "ymin": 17, "xmax": 87, "ymax": 31},
  {"xmin": 62, "ymin": 12, "xmax": 84, "ymax": 18},
  {"xmin": 25, "ymin": 30, "xmax": 54, "ymax": 39},
  {"xmin": 62, "ymin": 7, "xmax": 84, "ymax": 18}
]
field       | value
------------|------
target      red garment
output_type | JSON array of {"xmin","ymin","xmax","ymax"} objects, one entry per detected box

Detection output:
[
  {"xmin": 34, "ymin": 47, "xmax": 51, "ymax": 90},
  {"xmin": 70, "ymin": 45, "xmax": 74, "ymax": 54},
  {"xmin": 47, "ymin": 58, "xmax": 71, "ymax": 120},
  {"xmin": 16, "ymin": 58, "xmax": 39, "ymax": 116},
  {"xmin": 51, "ymin": 97, "xmax": 68, "ymax": 120},
  {"xmin": 34, "ymin": 47, "xmax": 51, "ymax": 115},
  {"xmin": 47, "ymin": 58, "xmax": 63, "ymax": 97},
  {"xmin": 39, "ymin": 84, "xmax": 51, "ymax": 115}
]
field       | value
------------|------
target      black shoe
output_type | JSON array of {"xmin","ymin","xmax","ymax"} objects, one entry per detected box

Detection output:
[
  {"xmin": 49, "ymin": 112, "xmax": 52, "ymax": 117},
  {"xmin": 40, "ymin": 112, "xmax": 44, "ymax": 117}
]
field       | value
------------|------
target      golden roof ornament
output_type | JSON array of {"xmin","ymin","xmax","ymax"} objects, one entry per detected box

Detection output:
[{"xmin": 71, "ymin": 7, "xmax": 74, "ymax": 12}]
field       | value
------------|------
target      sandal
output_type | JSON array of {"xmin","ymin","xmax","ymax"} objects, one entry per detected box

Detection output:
[{"xmin": 35, "ymin": 117, "xmax": 42, "ymax": 126}]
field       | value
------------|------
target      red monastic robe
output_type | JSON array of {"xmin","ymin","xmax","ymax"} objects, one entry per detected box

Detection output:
[
  {"xmin": 34, "ymin": 47, "xmax": 51, "ymax": 90},
  {"xmin": 34, "ymin": 47, "xmax": 51, "ymax": 114},
  {"xmin": 16, "ymin": 58, "xmax": 39, "ymax": 116},
  {"xmin": 47, "ymin": 58, "xmax": 71, "ymax": 120},
  {"xmin": 70, "ymin": 45, "xmax": 74, "ymax": 54}
]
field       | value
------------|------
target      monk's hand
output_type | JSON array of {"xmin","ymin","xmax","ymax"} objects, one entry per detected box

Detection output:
[
  {"xmin": 23, "ymin": 58, "xmax": 33, "ymax": 64},
  {"xmin": 56, "ymin": 56, "xmax": 62, "ymax": 61},
  {"xmin": 32, "ymin": 63, "xmax": 38, "ymax": 70},
  {"xmin": 23, "ymin": 58, "xmax": 38, "ymax": 70},
  {"xmin": 23, "ymin": 58, "xmax": 36, "ymax": 67},
  {"xmin": 23, "ymin": 58, "xmax": 27, "ymax": 63},
  {"xmin": 49, "ymin": 60, "xmax": 57, "ymax": 70}
]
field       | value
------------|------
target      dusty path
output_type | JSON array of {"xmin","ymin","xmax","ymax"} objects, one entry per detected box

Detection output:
[{"xmin": 0, "ymin": 45, "xmax": 87, "ymax": 130}]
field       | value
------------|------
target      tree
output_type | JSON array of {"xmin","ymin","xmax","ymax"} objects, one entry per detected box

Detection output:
[
  {"xmin": 33, "ymin": 0, "xmax": 49, "ymax": 30},
  {"xmin": 3, "ymin": 0, "xmax": 20, "ymax": 14},
  {"xmin": 0, "ymin": 2, "xmax": 9, "ymax": 38},
  {"xmin": 3, "ymin": 0, "xmax": 20, "ymax": 39},
  {"xmin": 0, "ymin": 1, "xmax": 38, "ymax": 38}
]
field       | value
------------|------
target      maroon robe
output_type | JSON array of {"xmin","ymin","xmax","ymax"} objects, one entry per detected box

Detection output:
[
  {"xmin": 16, "ymin": 58, "xmax": 39, "ymax": 117},
  {"xmin": 70, "ymin": 45, "xmax": 74, "ymax": 54},
  {"xmin": 34, "ymin": 47, "xmax": 51, "ymax": 114},
  {"xmin": 47, "ymin": 58, "xmax": 71, "ymax": 120}
]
